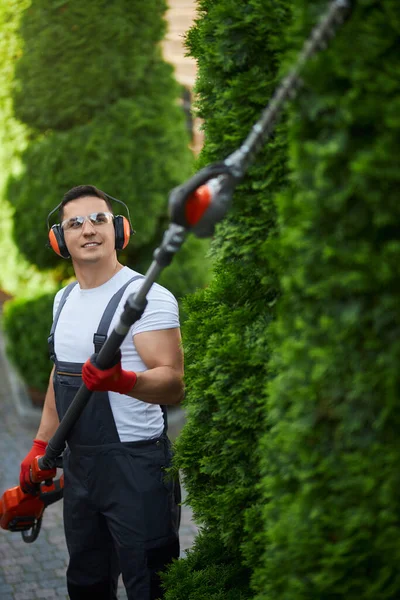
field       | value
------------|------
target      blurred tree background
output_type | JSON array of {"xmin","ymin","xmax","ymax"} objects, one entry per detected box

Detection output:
[
  {"xmin": 164, "ymin": 0, "xmax": 400, "ymax": 599},
  {"xmin": 0, "ymin": 0, "xmax": 55, "ymax": 296},
  {"xmin": 1, "ymin": 0, "xmax": 210, "ymax": 393}
]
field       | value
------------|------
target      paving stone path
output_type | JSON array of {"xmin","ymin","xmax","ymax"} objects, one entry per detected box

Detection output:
[{"xmin": 0, "ymin": 313, "xmax": 198, "ymax": 600}]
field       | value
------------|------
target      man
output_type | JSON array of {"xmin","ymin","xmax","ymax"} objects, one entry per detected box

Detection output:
[{"xmin": 20, "ymin": 185, "xmax": 184, "ymax": 600}]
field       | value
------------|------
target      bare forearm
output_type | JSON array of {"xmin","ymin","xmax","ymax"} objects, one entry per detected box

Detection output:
[
  {"xmin": 128, "ymin": 366, "xmax": 184, "ymax": 406},
  {"xmin": 36, "ymin": 367, "xmax": 60, "ymax": 442}
]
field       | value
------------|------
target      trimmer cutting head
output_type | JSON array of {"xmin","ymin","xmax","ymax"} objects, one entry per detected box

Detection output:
[{"xmin": 0, "ymin": 476, "xmax": 64, "ymax": 543}]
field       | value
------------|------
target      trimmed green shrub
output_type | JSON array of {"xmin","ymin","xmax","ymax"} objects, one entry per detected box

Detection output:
[
  {"xmin": 4, "ymin": 0, "xmax": 210, "ymax": 300},
  {"xmin": 163, "ymin": 0, "xmax": 290, "ymax": 598},
  {"xmin": 12, "ymin": 0, "xmax": 168, "ymax": 131},
  {"xmin": 163, "ymin": 530, "xmax": 251, "ymax": 600},
  {"xmin": 3, "ymin": 293, "xmax": 54, "ymax": 393},
  {"xmin": 0, "ymin": 0, "xmax": 57, "ymax": 297},
  {"xmin": 253, "ymin": 1, "xmax": 400, "ymax": 599}
]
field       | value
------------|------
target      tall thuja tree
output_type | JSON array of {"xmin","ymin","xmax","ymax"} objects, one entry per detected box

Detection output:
[
  {"xmin": 0, "ymin": 0, "xmax": 55, "ymax": 296},
  {"xmin": 254, "ymin": 1, "xmax": 400, "ymax": 599},
  {"xmin": 5, "ymin": 0, "xmax": 208, "ymax": 300},
  {"xmin": 163, "ymin": 1, "xmax": 290, "ymax": 598}
]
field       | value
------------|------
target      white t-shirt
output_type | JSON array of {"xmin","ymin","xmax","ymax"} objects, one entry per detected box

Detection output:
[{"xmin": 53, "ymin": 266, "xmax": 180, "ymax": 442}]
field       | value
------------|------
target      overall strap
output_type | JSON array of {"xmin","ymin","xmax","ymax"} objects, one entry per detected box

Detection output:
[
  {"xmin": 92, "ymin": 274, "xmax": 169, "ymax": 435},
  {"xmin": 93, "ymin": 275, "xmax": 144, "ymax": 353},
  {"xmin": 48, "ymin": 282, "xmax": 78, "ymax": 362}
]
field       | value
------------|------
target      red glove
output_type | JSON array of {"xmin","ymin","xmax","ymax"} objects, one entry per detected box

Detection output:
[
  {"xmin": 20, "ymin": 439, "xmax": 47, "ymax": 492},
  {"xmin": 82, "ymin": 352, "xmax": 137, "ymax": 394}
]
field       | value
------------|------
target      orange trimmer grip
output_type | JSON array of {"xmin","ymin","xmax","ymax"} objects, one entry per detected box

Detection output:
[{"xmin": 30, "ymin": 456, "xmax": 57, "ymax": 484}]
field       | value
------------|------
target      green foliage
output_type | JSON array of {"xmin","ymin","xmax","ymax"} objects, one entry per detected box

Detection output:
[
  {"xmin": 12, "ymin": 0, "xmax": 168, "ymax": 131},
  {"xmin": 0, "ymin": 0, "xmax": 57, "ymax": 297},
  {"xmin": 253, "ymin": 1, "xmax": 400, "ymax": 598},
  {"xmin": 157, "ymin": 235, "xmax": 212, "ymax": 303},
  {"xmin": 165, "ymin": 0, "xmax": 290, "ymax": 597},
  {"xmin": 3, "ymin": 0, "xmax": 210, "ymax": 300},
  {"xmin": 2, "ymin": 293, "xmax": 54, "ymax": 392},
  {"xmin": 163, "ymin": 530, "xmax": 251, "ymax": 600}
]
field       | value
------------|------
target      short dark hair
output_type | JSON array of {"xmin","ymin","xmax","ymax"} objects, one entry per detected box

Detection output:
[{"xmin": 59, "ymin": 185, "xmax": 113, "ymax": 219}]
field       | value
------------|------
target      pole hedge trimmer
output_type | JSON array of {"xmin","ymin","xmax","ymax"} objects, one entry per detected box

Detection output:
[{"xmin": 0, "ymin": 0, "xmax": 351, "ymax": 543}]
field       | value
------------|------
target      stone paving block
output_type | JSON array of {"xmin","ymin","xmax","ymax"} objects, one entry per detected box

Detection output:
[
  {"xmin": 54, "ymin": 568, "xmax": 65, "ymax": 578},
  {"xmin": 14, "ymin": 572, "xmax": 41, "ymax": 584},
  {"xmin": 1, "ymin": 558, "xmax": 18, "ymax": 567},
  {"xmin": 1, "ymin": 547, "xmax": 20, "ymax": 559},
  {"xmin": 1, "ymin": 559, "xmax": 22, "ymax": 574},
  {"xmin": 54, "ymin": 589, "xmax": 69, "ymax": 600},
  {"xmin": 5, "ymin": 573, "xmax": 24, "ymax": 585},
  {"xmin": 0, "ymin": 581, "xmax": 14, "ymax": 594},
  {"xmin": 38, "ymin": 560, "xmax": 66, "ymax": 571},
  {"xmin": 14, "ymin": 592, "xmax": 37, "ymax": 600},
  {"xmin": 35, "ymin": 590, "xmax": 57, "ymax": 599},
  {"xmin": 37, "ymin": 578, "xmax": 65, "ymax": 590},
  {"xmin": 17, "ymin": 556, "xmax": 35, "ymax": 566},
  {"xmin": 46, "ymin": 535, "xmax": 66, "ymax": 547},
  {"xmin": 19, "ymin": 562, "xmax": 40, "ymax": 574},
  {"xmin": 14, "ymin": 581, "xmax": 40, "ymax": 593}
]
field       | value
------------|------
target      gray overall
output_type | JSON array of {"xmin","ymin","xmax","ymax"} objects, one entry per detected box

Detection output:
[{"xmin": 48, "ymin": 277, "xmax": 180, "ymax": 600}]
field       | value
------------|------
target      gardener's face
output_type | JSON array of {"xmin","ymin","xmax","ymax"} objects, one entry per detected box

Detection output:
[{"xmin": 61, "ymin": 196, "xmax": 116, "ymax": 264}]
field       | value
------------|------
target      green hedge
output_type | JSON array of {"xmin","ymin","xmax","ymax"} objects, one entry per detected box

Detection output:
[
  {"xmin": 163, "ymin": 0, "xmax": 290, "ymax": 598},
  {"xmin": 0, "ymin": 0, "xmax": 56, "ymax": 297},
  {"xmin": 3, "ymin": 0, "xmax": 210, "ymax": 300},
  {"xmin": 254, "ymin": 1, "xmax": 400, "ymax": 599},
  {"xmin": 165, "ymin": 530, "xmax": 251, "ymax": 600},
  {"xmin": 12, "ymin": 0, "xmax": 169, "ymax": 131},
  {"xmin": 3, "ymin": 293, "xmax": 54, "ymax": 393}
]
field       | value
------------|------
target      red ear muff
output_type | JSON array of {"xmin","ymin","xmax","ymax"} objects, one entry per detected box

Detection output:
[
  {"xmin": 114, "ymin": 215, "xmax": 132, "ymax": 250},
  {"xmin": 48, "ymin": 225, "xmax": 70, "ymax": 259}
]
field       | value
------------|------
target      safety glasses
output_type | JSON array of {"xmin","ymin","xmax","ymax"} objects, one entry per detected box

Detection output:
[{"xmin": 61, "ymin": 212, "xmax": 114, "ymax": 231}]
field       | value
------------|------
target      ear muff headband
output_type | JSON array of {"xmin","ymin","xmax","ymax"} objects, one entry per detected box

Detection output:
[
  {"xmin": 105, "ymin": 194, "xmax": 134, "ymax": 236},
  {"xmin": 46, "ymin": 191, "xmax": 135, "ymax": 258}
]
